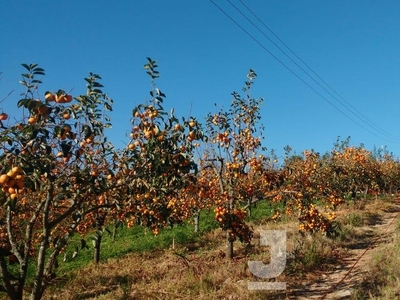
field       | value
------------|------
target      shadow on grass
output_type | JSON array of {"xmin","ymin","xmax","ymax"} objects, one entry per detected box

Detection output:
[{"xmin": 363, "ymin": 212, "xmax": 383, "ymax": 226}]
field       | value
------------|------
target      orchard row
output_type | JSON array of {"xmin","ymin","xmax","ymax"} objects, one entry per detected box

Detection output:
[{"xmin": 1, "ymin": 60, "xmax": 399, "ymax": 300}]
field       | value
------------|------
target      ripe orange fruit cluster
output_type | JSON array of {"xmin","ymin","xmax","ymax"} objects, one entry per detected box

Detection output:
[
  {"xmin": 0, "ymin": 113, "xmax": 8, "ymax": 121},
  {"xmin": 45, "ymin": 92, "xmax": 73, "ymax": 104},
  {"xmin": 27, "ymin": 115, "xmax": 38, "ymax": 125},
  {"xmin": 56, "ymin": 125, "xmax": 76, "ymax": 142},
  {"xmin": 187, "ymin": 131, "xmax": 197, "ymax": 142},
  {"xmin": 298, "ymin": 204, "xmax": 330, "ymax": 232},
  {"xmin": 188, "ymin": 120, "xmax": 196, "ymax": 128},
  {"xmin": 217, "ymin": 132, "xmax": 230, "ymax": 143},
  {"xmin": 327, "ymin": 195, "xmax": 343, "ymax": 208},
  {"xmin": 133, "ymin": 106, "xmax": 159, "ymax": 119},
  {"xmin": 214, "ymin": 206, "xmax": 227, "ymax": 223},
  {"xmin": 0, "ymin": 166, "xmax": 25, "ymax": 200},
  {"xmin": 233, "ymin": 208, "xmax": 247, "ymax": 221}
]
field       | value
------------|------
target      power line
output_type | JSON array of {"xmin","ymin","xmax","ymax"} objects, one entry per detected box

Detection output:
[
  {"xmin": 230, "ymin": 0, "xmax": 398, "ymax": 141},
  {"xmin": 209, "ymin": 0, "xmax": 399, "ymax": 143},
  {"xmin": 236, "ymin": 0, "xmax": 399, "ymax": 141}
]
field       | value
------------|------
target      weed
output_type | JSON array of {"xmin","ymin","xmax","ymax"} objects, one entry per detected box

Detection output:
[
  {"xmin": 288, "ymin": 232, "xmax": 338, "ymax": 273},
  {"xmin": 347, "ymin": 213, "xmax": 364, "ymax": 227}
]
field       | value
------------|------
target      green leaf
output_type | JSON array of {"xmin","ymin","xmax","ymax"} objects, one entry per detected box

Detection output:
[
  {"xmin": 17, "ymin": 99, "xmax": 29, "ymax": 108},
  {"xmin": 93, "ymin": 82, "xmax": 104, "ymax": 88},
  {"xmin": 27, "ymin": 100, "xmax": 39, "ymax": 111},
  {"xmin": 21, "ymin": 63, "xmax": 30, "ymax": 71},
  {"xmin": 9, "ymin": 198, "xmax": 17, "ymax": 210},
  {"xmin": 104, "ymin": 102, "xmax": 112, "ymax": 111},
  {"xmin": 61, "ymin": 142, "xmax": 72, "ymax": 157},
  {"xmin": 46, "ymin": 145, "xmax": 52, "ymax": 155},
  {"xmin": 33, "ymin": 67, "xmax": 45, "ymax": 72},
  {"xmin": 82, "ymin": 124, "xmax": 92, "ymax": 138}
]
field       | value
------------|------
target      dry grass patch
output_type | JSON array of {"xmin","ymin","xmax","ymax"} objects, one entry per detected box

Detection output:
[
  {"xmin": 351, "ymin": 221, "xmax": 400, "ymax": 299},
  {"xmin": 41, "ymin": 197, "xmax": 400, "ymax": 300},
  {"xmin": 42, "ymin": 216, "xmax": 343, "ymax": 299},
  {"xmin": 44, "ymin": 244, "xmax": 285, "ymax": 299}
]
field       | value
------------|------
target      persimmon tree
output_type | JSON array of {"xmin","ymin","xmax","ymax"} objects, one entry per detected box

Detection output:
[
  {"xmin": 176, "ymin": 165, "xmax": 217, "ymax": 233},
  {"xmin": 328, "ymin": 146, "xmax": 379, "ymax": 199},
  {"xmin": 323, "ymin": 143, "xmax": 400, "ymax": 200},
  {"xmin": 280, "ymin": 150, "xmax": 339, "ymax": 233},
  {"xmin": 0, "ymin": 64, "xmax": 115, "ymax": 300},
  {"xmin": 376, "ymin": 151, "xmax": 400, "ymax": 195},
  {"xmin": 201, "ymin": 69, "xmax": 265, "ymax": 259},
  {"xmin": 108, "ymin": 58, "xmax": 203, "ymax": 238},
  {"xmin": 277, "ymin": 141, "xmax": 391, "ymax": 235}
]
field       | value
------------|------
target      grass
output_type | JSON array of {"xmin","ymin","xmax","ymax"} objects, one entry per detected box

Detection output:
[
  {"xmin": 57, "ymin": 200, "xmax": 279, "ymax": 273},
  {"xmin": 4, "ymin": 196, "xmax": 398, "ymax": 299},
  {"xmin": 56, "ymin": 208, "xmax": 218, "ymax": 276},
  {"xmin": 1, "ymin": 200, "xmax": 279, "ymax": 299},
  {"xmin": 346, "ymin": 213, "xmax": 365, "ymax": 227},
  {"xmin": 287, "ymin": 231, "xmax": 340, "ymax": 277},
  {"xmin": 47, "ymin": 198, "xmax": 345, "ymax": 299},
  {"xmin": 35, "ymin": 200, "xmax": 281, "ymax": 299},
  {"xmin": 42, "ymin": 198, "xmax": 346, "ymax": 300}
]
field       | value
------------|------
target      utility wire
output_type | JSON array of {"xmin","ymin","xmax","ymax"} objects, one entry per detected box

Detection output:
[
  {"xmin": 209, "ymin": 0, "xmax": 399, "ymax": 143},
  {"xmin": 230, "ymin": 0, "xmax": 398, "ymax": 141},
  {"xmin": 237, "ymin": 0, "xmax": 399, "ymax": 141}
]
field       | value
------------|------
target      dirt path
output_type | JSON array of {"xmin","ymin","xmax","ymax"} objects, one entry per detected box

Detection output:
[{"xmin": 292, "ymin": 200, "xmax": 400, "ymax": 300}]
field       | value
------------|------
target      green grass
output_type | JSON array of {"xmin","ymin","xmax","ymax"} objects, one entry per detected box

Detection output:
[
  {"xmin": 346, "ymin": 213, "xmax": 365, "ymax": 227},
  {"xmin": 247, "ymin": 200, "xmax": 280, "ymax": 221},
  {"xmin": 56, "ymin": 200, "xmax": 278, "ymax": 276},
  {"xmin": 57, "ymin": 210, "xmax": 212, "ymax": 275}
]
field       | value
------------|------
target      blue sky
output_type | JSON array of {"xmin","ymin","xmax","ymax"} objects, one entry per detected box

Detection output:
[{"xmin": 1, "ymin": 1, "xmax": 400, "ymax": 159}]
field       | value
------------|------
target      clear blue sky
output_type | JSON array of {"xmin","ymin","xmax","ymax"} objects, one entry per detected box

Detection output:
[{"xmin": 1, "ymin": 1, "xmax": 400, "ymax": 159}]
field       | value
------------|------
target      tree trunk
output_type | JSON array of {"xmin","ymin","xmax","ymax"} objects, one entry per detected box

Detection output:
[
  {"xmin": 247, "ymin": 198, "xmax": 252, "ymax": 217},
  {"xmin": 194, "ymin": 210, "xmax": 200, "ymax": 233},
  {"xmin": 30, "ymin": 190, "xmax": 53, "ymax": 300},
  {"xmin": 112, "ymin": 222, "xmax": 117, "ymax": 241},
  {"xmin": 30, "ymin": 235, "xmax": 49, "ymax": 300},
  {"xmin": 0, "ymin": 256, "xmax": 22, "ymax": 300},
  {"xmin": 363, "ymin": 185, "xmax": 369, "ymax": 200},
  {"xmin": 93, "ymin": 233, "xmax": 102, "ymax": 264},
  {"xmin": 226, "ymin": 231, "xmax": 234, "ymax": 259}
]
